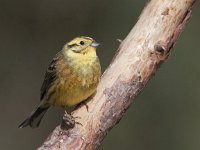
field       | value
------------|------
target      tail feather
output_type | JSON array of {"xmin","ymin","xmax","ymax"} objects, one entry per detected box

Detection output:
[{"xmin": 18, "ymin": 107, "xmax": 49, "ymax": 128}]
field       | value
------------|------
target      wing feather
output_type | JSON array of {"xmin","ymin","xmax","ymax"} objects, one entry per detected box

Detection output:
[{"xmin": 40, "ymin": 52, "xmax": 62, "ymax": 100}]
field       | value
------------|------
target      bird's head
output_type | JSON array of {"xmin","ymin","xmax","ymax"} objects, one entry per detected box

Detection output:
[{"xmin": 63, "ymin": 36, "xmax": 99, "ymax": 58}]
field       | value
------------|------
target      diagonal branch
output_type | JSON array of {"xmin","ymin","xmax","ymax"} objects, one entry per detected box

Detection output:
[{"xmin": 38, "ymin": 0, "xmax": 195, "ymax": 149}]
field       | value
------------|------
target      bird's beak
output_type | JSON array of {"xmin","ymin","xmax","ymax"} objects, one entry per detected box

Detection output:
[{"xmin": 91, "ymin": 41, "xmax": 100, "ymax": 47}]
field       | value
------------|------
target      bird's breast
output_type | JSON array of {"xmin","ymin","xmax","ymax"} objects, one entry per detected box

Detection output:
[{"xmin": 50, "ymin": 57, "xmax": 101, "ymax": 107}]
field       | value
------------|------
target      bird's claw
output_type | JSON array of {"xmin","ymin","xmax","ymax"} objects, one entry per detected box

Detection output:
[{"xmin": 61, "ymin": 111, "xmax": 82, "ymax": 130}]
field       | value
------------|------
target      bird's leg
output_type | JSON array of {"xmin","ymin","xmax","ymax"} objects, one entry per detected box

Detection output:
[
  {"xmin": 61, "ymin": 111, "xmax": 75, "ymax": 129},
  {"xmin": 75, "ymin": 93, "xmax": 96, "ymax": 112},
  {"xmin": 82, "ymin": 101, "xmax": 89, "ymax": 112},
  {"xmin": 61, "ymin": 110, "xmax": 82, "ymax": 130},
  {"xmin": 75, "ymin": 101, "xmax": 89, "ymax": 112}
]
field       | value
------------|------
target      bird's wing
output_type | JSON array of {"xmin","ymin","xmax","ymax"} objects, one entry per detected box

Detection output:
[{"xmin": 40, "ymin": 52, "xmax": 62, "ymax": 100}]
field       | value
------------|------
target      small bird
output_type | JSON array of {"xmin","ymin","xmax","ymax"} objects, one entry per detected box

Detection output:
[{"xmin": 19, "ymin": 36, "xmax": 101, "ymax": 128}]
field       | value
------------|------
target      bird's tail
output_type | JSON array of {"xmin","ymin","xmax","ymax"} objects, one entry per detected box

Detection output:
[{"xmin": 18, "ymin": 106, "xmax": 49, "ymax": 128}]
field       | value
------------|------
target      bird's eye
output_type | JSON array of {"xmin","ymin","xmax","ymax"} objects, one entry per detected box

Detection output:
[{"xmin": 80, "ymin": 41, "xmax": 85, "ymax": 45}]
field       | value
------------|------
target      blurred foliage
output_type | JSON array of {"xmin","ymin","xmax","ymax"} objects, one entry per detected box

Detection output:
[{"xmin": 0, "ymin": 0, "xmax": 199, "ymax": 149}]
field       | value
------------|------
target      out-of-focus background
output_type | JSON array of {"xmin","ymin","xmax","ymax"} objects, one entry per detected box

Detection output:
[{"xmin": 0, "ymin": 0, "xmax": 199, "ymax": 149}]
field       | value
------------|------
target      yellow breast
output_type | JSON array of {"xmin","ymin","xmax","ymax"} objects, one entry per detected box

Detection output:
[{"xmin": 48, "ymin": 53, "xmax": 101, "ymax": 107}]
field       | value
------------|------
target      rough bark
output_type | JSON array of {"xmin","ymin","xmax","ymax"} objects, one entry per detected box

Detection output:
[{"xmin": 38, "ymin": 0, "xmax": 195, "ymax": 149}]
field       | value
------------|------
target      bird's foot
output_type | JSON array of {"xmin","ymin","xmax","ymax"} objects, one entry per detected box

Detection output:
[{"xmin": 61, "ymin": 111, "xmax": 82, "ymax": 130}]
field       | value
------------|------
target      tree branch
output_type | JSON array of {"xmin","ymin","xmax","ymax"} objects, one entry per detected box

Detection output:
[{"xmin": 38, "ymin": 0, "xmax": 195, "ymax": 149}]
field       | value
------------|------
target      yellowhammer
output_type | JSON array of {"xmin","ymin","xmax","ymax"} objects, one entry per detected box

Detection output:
[{"xmin": 19, "ymin": 36, "xmax": 101, "ymax": 128}]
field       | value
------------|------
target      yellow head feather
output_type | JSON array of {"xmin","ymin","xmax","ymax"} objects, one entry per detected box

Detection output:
[{"xmin": 62, "ymin": 36, "xmax": 99, "ymax": 62}]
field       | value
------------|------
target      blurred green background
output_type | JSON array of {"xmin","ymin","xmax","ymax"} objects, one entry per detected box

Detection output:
[{"xmin": 0, "ymin": 0, "xmax": 199, "ymax": 149}]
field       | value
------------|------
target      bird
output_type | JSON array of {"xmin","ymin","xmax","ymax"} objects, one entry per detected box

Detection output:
[{"xmin": 19, "ymin": 36, "xmax": 101, "ymax": 128}]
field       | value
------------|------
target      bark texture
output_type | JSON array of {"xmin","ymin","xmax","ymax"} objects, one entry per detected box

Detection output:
[{"xmin": 38, "ymin": 0, "xmax": 195, "ymax": 149}]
